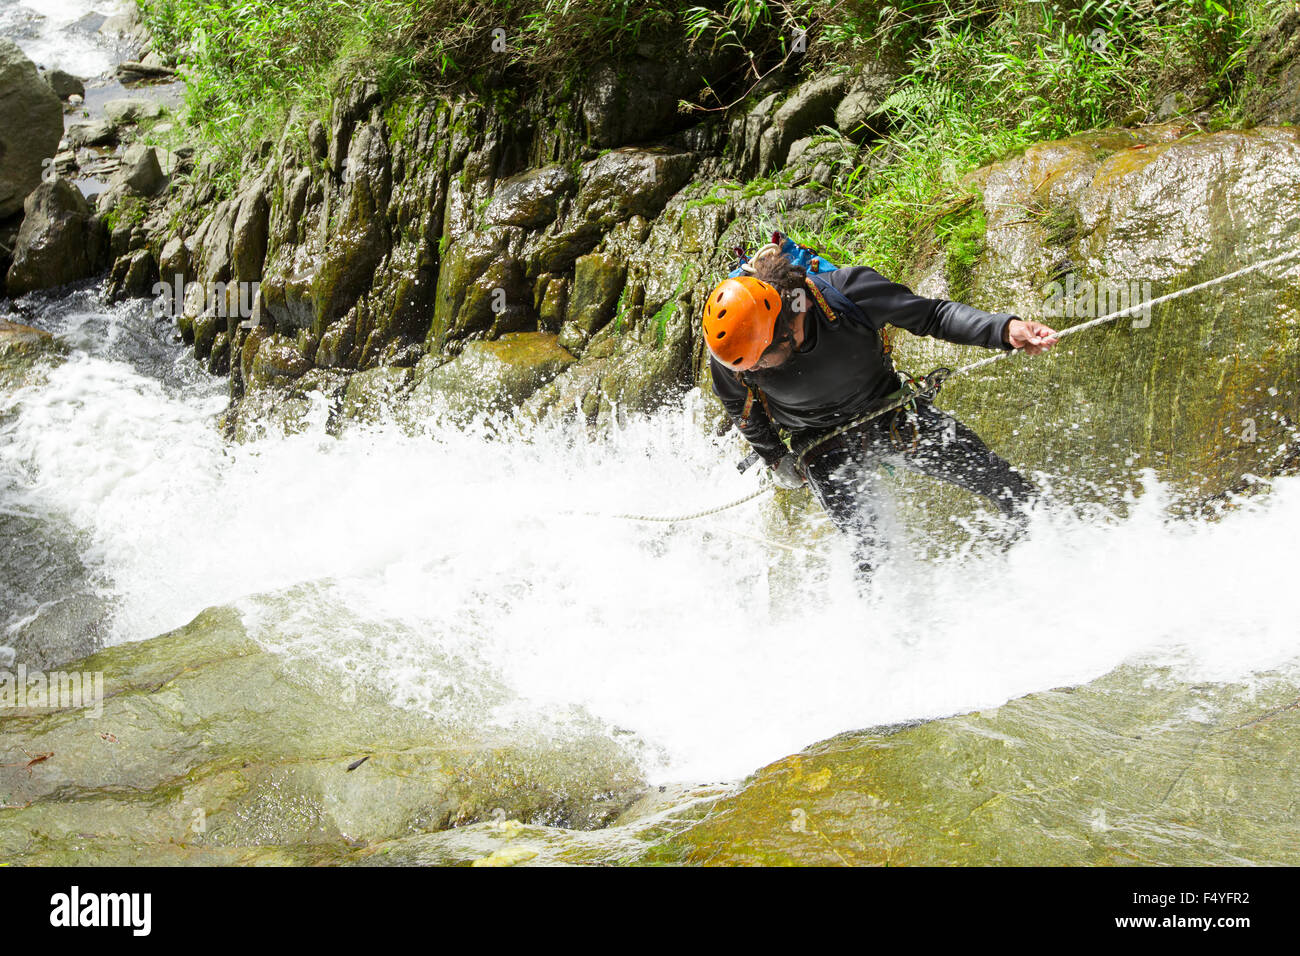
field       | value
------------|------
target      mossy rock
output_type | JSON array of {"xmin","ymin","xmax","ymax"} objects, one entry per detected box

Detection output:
[
  {"xmin": 905, "ymin": 125, "xmax": 1300, "ymax": 511},
  {"xmin": 649, "ymin": 664, "xmax": 1300, "ymax": 866},
  {"xmin": 0, "ymin": 605, "xmax": 645, "ymax": 864},
  {"xmin": 409, "ymin": 332, "xmax": 576, "ymax": 422}
]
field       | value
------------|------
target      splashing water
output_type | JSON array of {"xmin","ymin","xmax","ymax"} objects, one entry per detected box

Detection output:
[
  {"xmin": 0, "ymin": 0, "xmax": 134, "ymax": 78},
  {"xmin": 2, "ymin": 295, "xmax": 1298, "ymax": 783}
]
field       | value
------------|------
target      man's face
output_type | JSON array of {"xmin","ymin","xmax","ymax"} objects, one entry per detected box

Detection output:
[{"xmin": 751, "ymin": 314, "xmax": 794, "ymax": 369}]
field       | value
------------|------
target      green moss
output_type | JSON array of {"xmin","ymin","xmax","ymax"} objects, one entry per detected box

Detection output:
[
  {"xmin": 936, "ymin": 193, "xmax": 987, "ymax": 304},
  {"xmin": 104, "ymin": 196, "xmax": 149, "ymax": 233}
]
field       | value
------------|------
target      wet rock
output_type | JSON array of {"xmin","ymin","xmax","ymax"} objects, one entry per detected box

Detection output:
[
  {"xmin": 482, "ymin": 165, "xmax": 575, "ymax": 230},
  {"xmin": 5, "ymin": 179, "xmax": 106, "ymax": 295},
  {"xmin": 531, "ymin": 149, "xmax": 695, "ymax": 274},
  {"xmin": 0, "ymin": 320, "xmax": 58, "ymax": 364},
  {"xmin": 580, "ymin": 56, "xmax": 704, "ymax": 147},
  {"xmin": 66, "ymin": 119, "xmax": 116, "ymax": 148},
  {"xmin": 757, "ymin": 73, "xmax": 850, "ymax": 174},
  {"xmin": 653, "ymin": 664, "xmax": 1300, "ymax": 865},
  {"xmin": 102, "ymin": 97, "xmax": 165, "ymax": 125},
  {"xmin": 247, "ymin": 333, "xmax": 313, "ymax": 389},
  {"xmin": 538, "ymin": 275, "xmax": 569, "ymax": 333},
  {"xmin": 410, "ymin": 332, "xmax": 575, "ymax": 420},
  {"xmin": 106, "ymin": 247, "xmax": 158, "ymax": 301},
  {"xmin": 158, "ymin": 235, "xmax": 192, "ymax": 284},
  {"xmin": 0, "ymin": 606, "xmax": 645, "ymax": 863},
  {"xmin": 429, "ymin": 227, "xmax": 532, "ymax": 348},
  {"xmin": 341, "ymin": 365, "xmax": 413, "ymax": 423},
  {"xmin": 311, "ymin": 122, "xmax": 390, "ymax": 335},
  {"xmin": 906, "ymin": 125, "xmax": 1300, "ymax": 508},
  {"xmin": 230, "ymin": 183, "xmax": 270, "ymax": 282},
  {"xmin": 0, "ymin": 39, "xmax": 64, "ymax": 219},
  {"xmin": 43, "ymin": 68, "xmax": 85, "ymax": 101},
  {"xmin": 730, "ymin": 92, "xmax": 782, "ymax": 179},
  {"xmin": 559, "ymin": 252, "xmax": 627, "ymax": 354}
]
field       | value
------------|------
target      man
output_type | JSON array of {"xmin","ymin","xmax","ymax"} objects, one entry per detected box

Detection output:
[{"xmin": 705, "ymin": 247, "xmax": 1059, "ymax": 580}]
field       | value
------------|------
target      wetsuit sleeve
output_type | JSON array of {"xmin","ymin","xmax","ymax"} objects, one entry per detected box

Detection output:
[
  {"xmin": 710, "ymin": 358, "xmax": 788, "ymax": 466},
  {"xmin": 827, "ymin": 266, "xmax": 1016, "ymax": 351}
]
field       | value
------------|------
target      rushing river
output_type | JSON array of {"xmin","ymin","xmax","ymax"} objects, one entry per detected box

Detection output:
[{"xmin": 3, "ymin": 289, "xmax": 1298, "ymax": 789}]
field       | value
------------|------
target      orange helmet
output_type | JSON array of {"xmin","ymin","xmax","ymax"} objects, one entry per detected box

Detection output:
[{"xmin": 701, "ymin": 276, "xmax": 781, "ymax": 371}]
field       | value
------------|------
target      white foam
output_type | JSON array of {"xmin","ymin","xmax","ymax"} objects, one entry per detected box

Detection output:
[
  {"xmin": 1, "ymin": 0, "xmax": 133, "ymax": 78},
  {"xmin": 3, "ymin": 306, "xmax": 1299, "ymax": 783}
]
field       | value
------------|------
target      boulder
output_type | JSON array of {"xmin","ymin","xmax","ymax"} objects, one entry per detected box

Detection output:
[
  {"xmin": 0, "ymin": 606, "xmax": 644, "ymax": 864},
  {"xmin": 5, "ymin": 179, "xmax": 105, "ymax": 295},
  {"xmin": 0, "ymin": 39, "xmax": 64, "ymax": 219},
  {"xmin": 66, "ymin": 119, "xmax": 117, "ymax": 149},
  {"xmin": 559, "ymin": 252, "xmax": 627, "ymax": 353},
  {"xmin": 105, "ymin": 247, "xmax": 158, "ymax": 301},
  {"xmin": 43, "ymin": 68, "xmax": 85, "ymax": 100},
  {"xmin": 0, "ymin": 319, "xmax": 58, "ymax": 364},
  {"xmin": 102, "ymin": 97, "xmax": 165, "ymax": 125},
  {"xmin": 482, "ymin": 165, "xmax": 575, "ymax": 230},
  {"xmin": 757, "ymin": 72, "xmax": 850, "ymax": 175},
  {"xmin": 530, "ymin": 149, "xmax": 695, "ymax": 274},
  {"xmin": 652, "ymin": 664, "xmax": 1300, "ymax": 865},
  {"xmin": 834, "ymin": 64, "xmax": 897, "ymax": 138},
  {"xmin": 903, "ymin": 125, "xmax": 1300, "ymax": 510},
  {"xmin": 429, "ymin": 227, "xmax": 532, "ymax": 349}
]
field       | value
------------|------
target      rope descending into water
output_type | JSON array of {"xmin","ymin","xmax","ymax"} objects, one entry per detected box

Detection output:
[
  {"xmin": 591, "ymin": 484, "xmax": 770, "ymax": 523},
  {"xmin": 590, "ymin": 247, "xmax": 1300, "ymax": 526}
]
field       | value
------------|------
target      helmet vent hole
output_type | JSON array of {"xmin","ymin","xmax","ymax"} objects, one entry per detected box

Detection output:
[
  {"xmin": 732, "ymin": 358, "xmax": 742, "ymax": 365},
  {"xmin": 716, "ymin": 331, "xmax": 725, "ymax": 339},
  {"xmin": 718, "ymin": 308, "xmax": 727, "ymax": 318}
]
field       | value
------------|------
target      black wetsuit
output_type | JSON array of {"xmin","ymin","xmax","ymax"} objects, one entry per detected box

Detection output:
[{"xmin": 710, "ymin": 266, "xmax": 1037, "ymax": 576}]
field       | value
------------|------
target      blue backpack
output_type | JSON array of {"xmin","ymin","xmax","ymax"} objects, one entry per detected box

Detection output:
[{"xmin": 728, "ymin": 231, "xmax": 839, "ymax": 278}]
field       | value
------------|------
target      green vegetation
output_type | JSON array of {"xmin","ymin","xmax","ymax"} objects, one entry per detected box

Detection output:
[
  {"xmin": 104, "ymin": 195, "xmax": 149, "ymax": 233},
  {"xmin": 141, "ymin": 0, "xmax": 1285, "ymax": 276},
  {"xmin": 934, "ymin": 191, "xmax": 987, "ymax": 304},
  {"xmin": 788, "ymin": 0, "xmax": 1285, "ymax": 281}
]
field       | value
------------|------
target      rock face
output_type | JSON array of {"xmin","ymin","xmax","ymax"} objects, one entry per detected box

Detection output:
[
  {"xmin": 0, "ymin": 606, "xmax": 646, "ymax": 864},
  {"xmin": 0, "ymin": 39, "xmax": 65, "ymax": 220},
  {"xmin": 1244, "ymin": 6, "xmax": 1300, "ymax": 125},
  {"xmin": 5, "ymin": 179, "xmax": 106, "ymax": 295},
  {"xmin": 43, "ymin": 68, "xmax": 85, "ymax": 100},
  {"xmin": 900, "ymin": 125, "xmax": 1300, "ymax": 510}
]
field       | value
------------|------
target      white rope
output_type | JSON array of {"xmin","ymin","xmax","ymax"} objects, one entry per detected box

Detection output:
[
  {"xmin": 589, "ymin": 483, "xmax": 771, "ymax": 523},
  {"xmin": 947, "ymin": 247, "xmax": 1300, "ymax": 382}
]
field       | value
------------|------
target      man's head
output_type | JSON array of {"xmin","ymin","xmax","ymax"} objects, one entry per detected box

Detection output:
[{"xmin": 703, "ymin": 250, "xmax": 809, "ymax": 372}]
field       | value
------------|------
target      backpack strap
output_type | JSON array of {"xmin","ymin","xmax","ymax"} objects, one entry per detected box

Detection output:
[
  {"xmin": 805, "ymin": 275, "xmax": 894, "ymax": 356},
  {"xmin": 733, "ymin": 371, "xmax": 770, "ymax": 427}
]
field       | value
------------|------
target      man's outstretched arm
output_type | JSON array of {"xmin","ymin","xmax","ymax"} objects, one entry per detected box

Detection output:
[{"xmin": 828, "ymin": 265, "xmax": 1056, "ymax": 352}]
